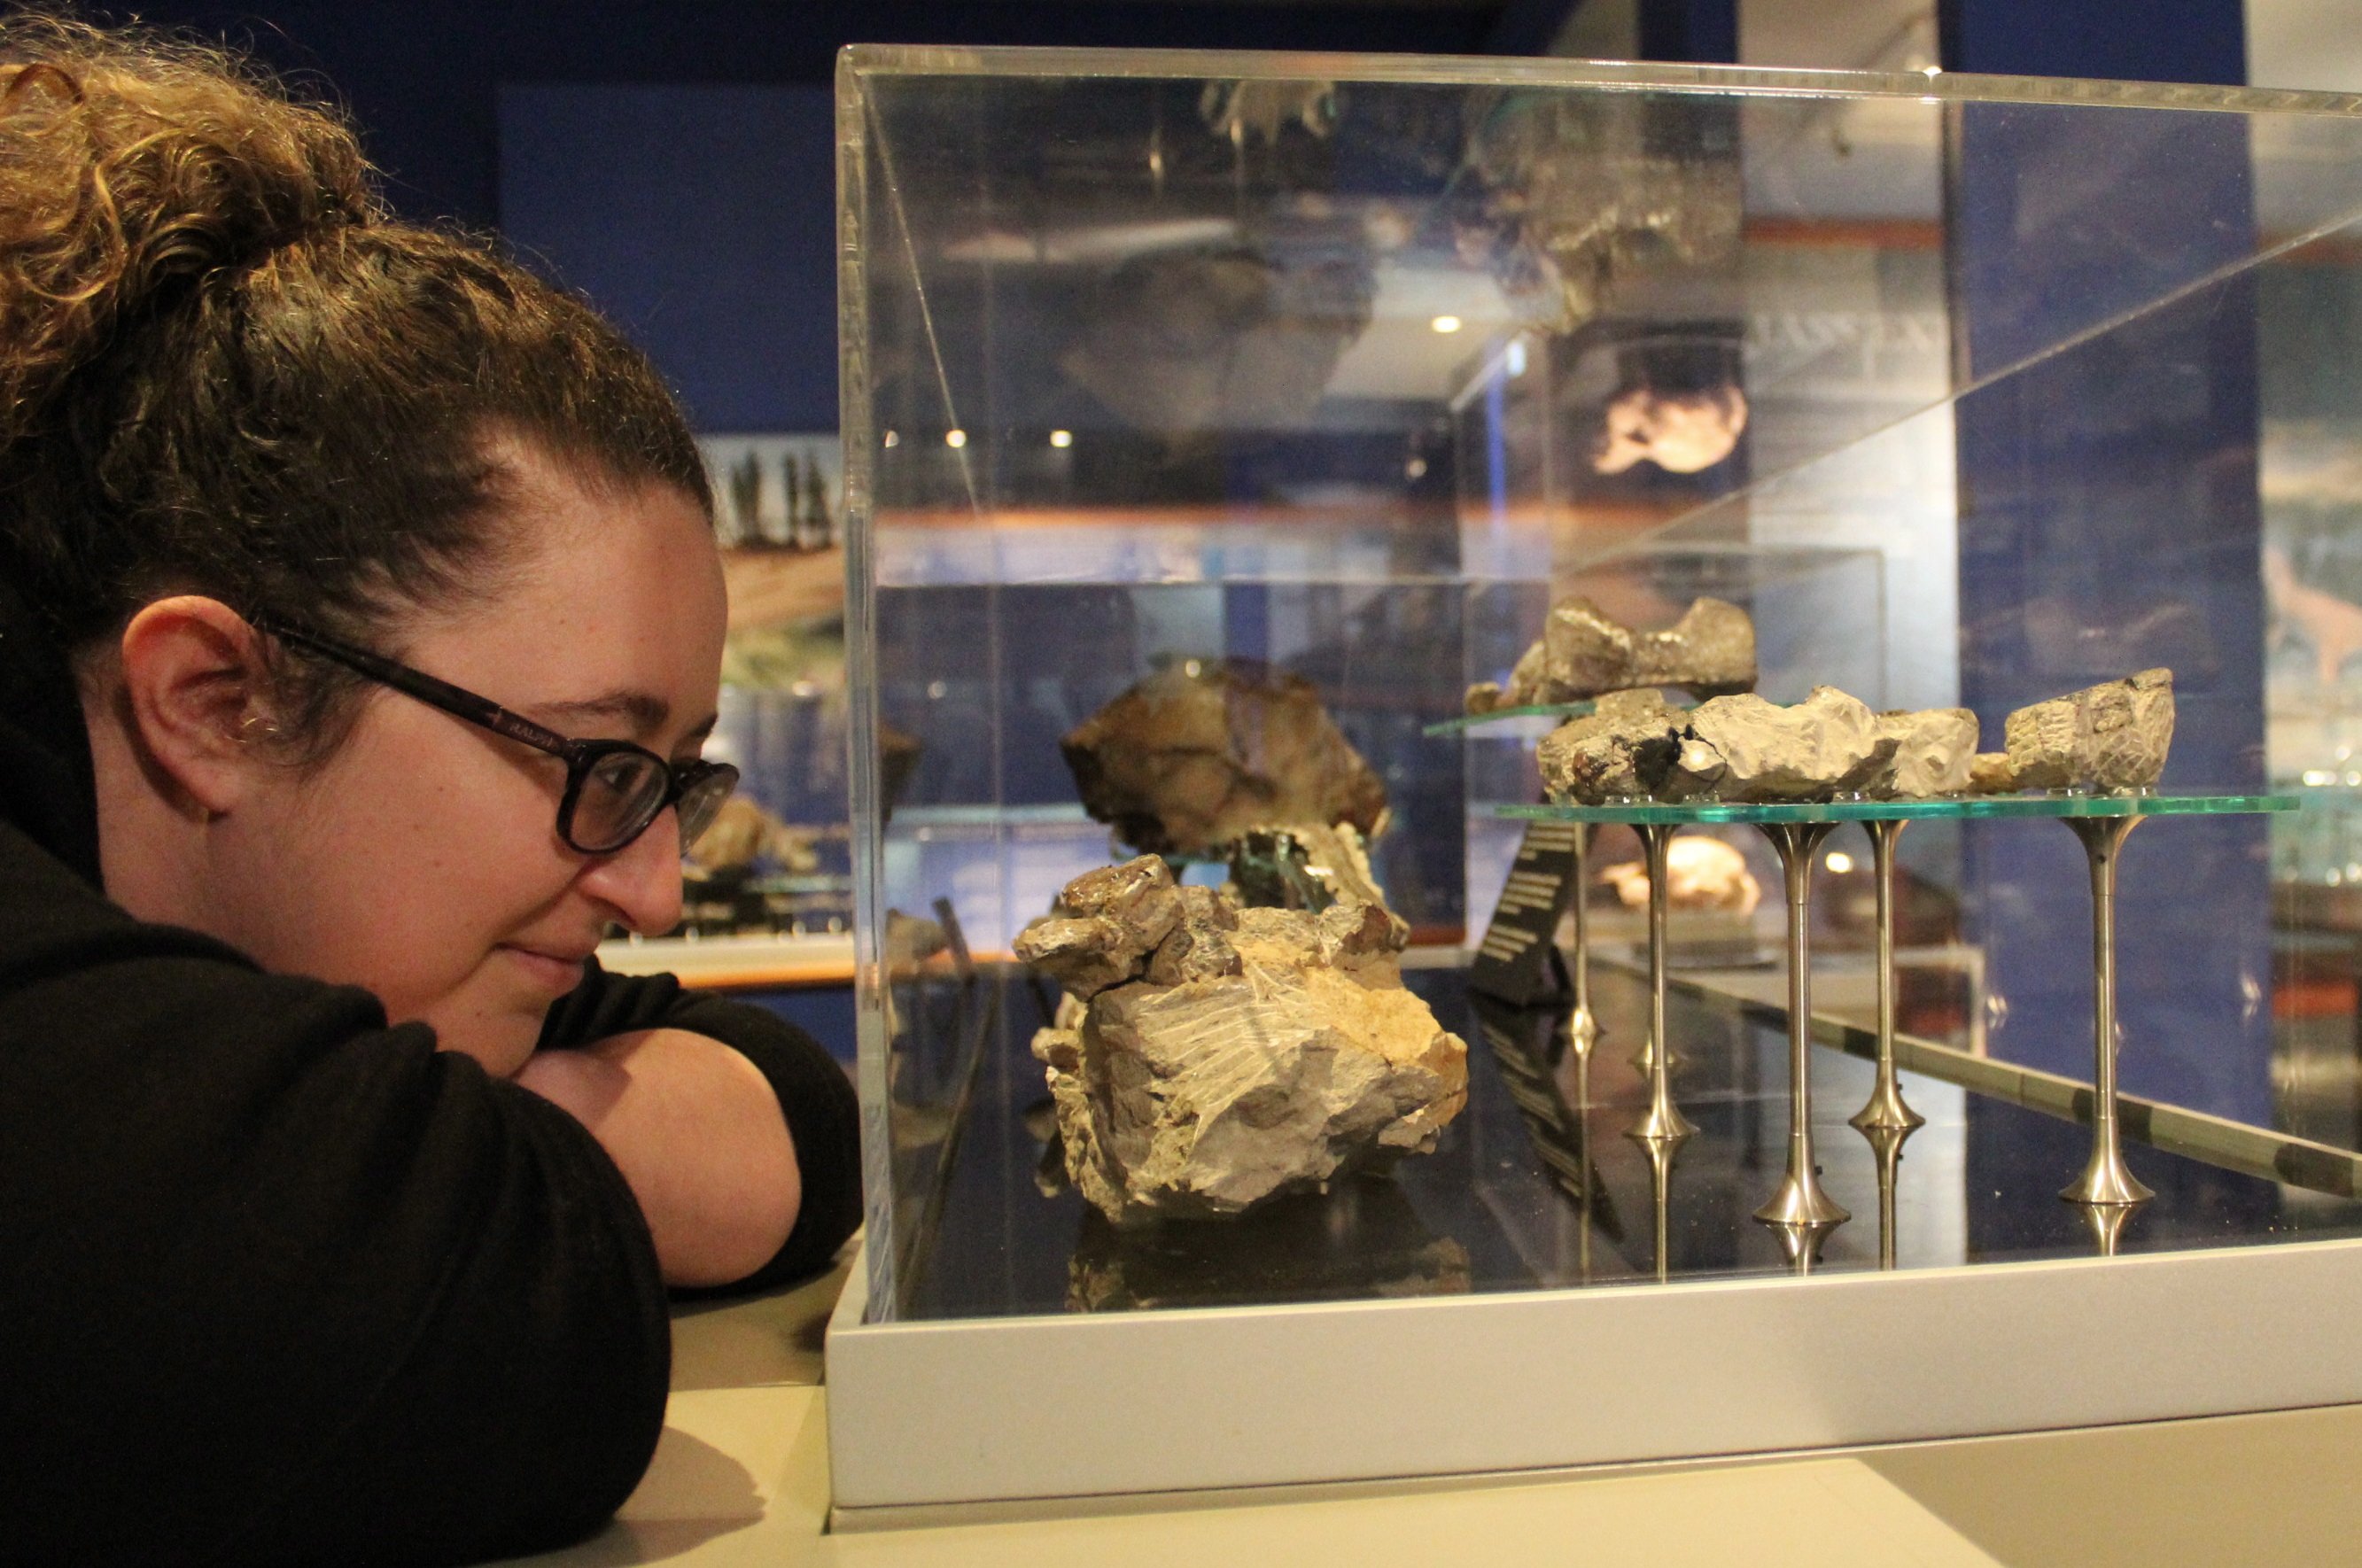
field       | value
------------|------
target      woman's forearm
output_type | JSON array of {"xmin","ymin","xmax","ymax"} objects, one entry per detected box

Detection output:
[{"xmin": 516, "ymin": 1029, "xmax": 801, "ymax": 1287}]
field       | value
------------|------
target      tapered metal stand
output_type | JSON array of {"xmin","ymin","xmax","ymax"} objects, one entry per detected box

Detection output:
[
  {"xmin": 1860, "ymin": 1120, "xmax": 1914, "ymax": 1270},
  {"xmin": 2082, "ymin": 1198, "xmax": 2137, "ymax": 1257},
  {"xmin": 1770, "ymin": 1215, "xmax": 1839, "ymax": 1275},
  {"xmin": 1626, "ymin": 822, "xmax": 1696, "ymax": 1143},
  {"xmin": 1851, "ymin": 818, "xmax": 1924, "ymax": 1135},
  {"xmin": 1573, "ymin": 1050, "xmax": 1594, "ymax": 1283},
  {"xmin": 1753, "ymin": 822, "xmax": 1850, "ymax": 1230},
  {"xmin": 1567, "ymin": 824, "xmax": 1601, "ymax": 1060},
  {"xmin": 2060, "ymin": 814, "xmax": 2155, "ymax": 1207},
  {"xmin": 1640, "ymin": 1129, "xmax": 1681, "ymax": 1284}
]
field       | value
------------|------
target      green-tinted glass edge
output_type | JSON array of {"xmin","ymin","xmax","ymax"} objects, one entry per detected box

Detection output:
[
  {"xmin": 1496, "ymin": 792, "xmax": 2302, "ymax": 825},
  {"xmin": 1424, "ymin": 702, "xmax": 1596, "ymax": 736}
]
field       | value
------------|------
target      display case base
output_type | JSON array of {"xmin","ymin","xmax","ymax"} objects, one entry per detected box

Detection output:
[{"xmin": 825, "ymin": 1226, "xmax": 2362, "ymax": 1514}]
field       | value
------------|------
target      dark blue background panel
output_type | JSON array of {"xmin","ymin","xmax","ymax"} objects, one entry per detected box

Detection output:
[
  {"xmin": 1938, "ymin": 0, "xmax": 2245, "ymax": 88},
  {"xmin": 499, "ymin": 83, "xmax": 837, "ymax": 434}
]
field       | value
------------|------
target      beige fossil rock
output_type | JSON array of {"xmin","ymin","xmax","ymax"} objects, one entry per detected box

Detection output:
[
  {"xmin": 2003, "ymin": 669, "xmax": 2175, "ymax": 792},
  {"xmin": 1664, "ymin": 686, "xmax": 1894, "ymax": 803},
  {"xmin": 1022, "ymin": 857, "xmax": 1467, "ymax": 1226},
  {"xmin": 1863, "ymin": 707, "xmax": 1981, "ymax": 799},
  {"xmin": 1061, "ymin": 661, "xmax": 1387, "ymax": 858},
  {"xmin": 1480, "ymin": 594, "xmax": 1757, "ymax": 710},
  {"xmin": 1013, "ymin": 857, "xmax": 1185, "ymax": 999},
  {"xmin": 1969, "ymin": 751, "xmax": 2019, "ymax": 795}
]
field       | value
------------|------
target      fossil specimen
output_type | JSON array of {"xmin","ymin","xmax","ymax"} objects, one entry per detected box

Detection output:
[
  {"xmin": 1662, "ymin": 687, "xmax": 1893, "ymax": 803},
  {"xmin": 1534, "ymin": 687, "xmax": 1688, "ymax": 802},
  {"xmin": 2003, "ymin": 669, "xmax": 2176, "ymax": 792},
  {"xmin": 1470, "ymin": 595, "xmax": 1755, "ymax": 712},
  {"xmin": 1019, "ymin": 858, "xmax": 1465, "ymax": 1226},
  {"xmin": 1062, "ymin": 661, "xmax": 1388, "ymax": 858},
  {"xmin": 1862, "ymin": 707, "xmax": 1981, "ymax": 800}
]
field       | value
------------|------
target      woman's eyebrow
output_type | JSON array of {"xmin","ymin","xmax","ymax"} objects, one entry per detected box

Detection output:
[
  {"xmin": 532, "ymin": 692, "xmax": 721, "ymax": 750},
  {"xmin": 533, "ymin": 691, "xmax": 672, "ymax": 738}
]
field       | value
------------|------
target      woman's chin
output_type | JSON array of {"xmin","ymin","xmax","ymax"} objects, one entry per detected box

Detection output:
[{"xmin": 412, "ymin": 989, "xmax": 548, "ymax": 1081}]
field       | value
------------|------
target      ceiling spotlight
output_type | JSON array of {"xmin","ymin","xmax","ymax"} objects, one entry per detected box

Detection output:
[
  {"xmin": 882, "ymin": 430, "xmax": 899, "ymax": 448},
  {"xmin": 1430, "ymin": 314, "xmax": 1465, "ymax": 335},
  {"xmin": 1824, "ymin": 850, "xmax": 1855, "ymax": 874},
  {"xmin": 944, "ymin": 429, "xmax": 967, "ymax": 449},
  {"xmin": 1049, "ymin": 429, "xmax": 1074, "ymax": 448}
]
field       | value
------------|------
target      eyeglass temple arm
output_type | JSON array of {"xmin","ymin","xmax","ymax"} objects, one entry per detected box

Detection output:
[{"xmin": 249, "ymin": 617, "xmax": 579, "ymax": 758}]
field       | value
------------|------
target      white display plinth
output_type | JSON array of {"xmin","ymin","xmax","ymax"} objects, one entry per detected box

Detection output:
[{"xmin": 825, "ymin": 1232, "xmax": 2362, "ymax": 1524}]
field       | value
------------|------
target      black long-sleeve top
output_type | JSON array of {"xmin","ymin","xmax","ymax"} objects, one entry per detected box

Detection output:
[{"xmin": 0, "ymin": 578, "xmax": 861, "ymax": 1565}]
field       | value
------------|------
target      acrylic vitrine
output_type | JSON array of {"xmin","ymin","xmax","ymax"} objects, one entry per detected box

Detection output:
[{"xmin": 827, "ymin": 43, "xmax": 2362, "ymax": 1525}]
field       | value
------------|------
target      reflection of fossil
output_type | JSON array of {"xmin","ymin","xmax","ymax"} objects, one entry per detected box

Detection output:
[
  {"xmin": 1058, "ymin": 248, "xmax": 1374, "ymax": 436},
  {"xmin": 685, "ymin": 796, "xmax": 821, "ymax": 876},
  {"xmin": 1599, "ymin": 835, "xmax": 1760, "ymax": 917},
  {"xmin": 1595, "ymin": 385, "xmax": 1748, "ymax": 476},
  {"xmin": 1198, "ymin": 78, "xmax": 1338, "ymax": 148},
  {"xmin": 1455, "ymin": 92, "xmax": 1741, "ymax": 332},
  {"xmin": 2266, "ymin": 545, "xmax": 2362, "ymax": 687},
  {"xmin": 1066, "ymin": 1180, "xmax": 1470, "ymax": 1310}
]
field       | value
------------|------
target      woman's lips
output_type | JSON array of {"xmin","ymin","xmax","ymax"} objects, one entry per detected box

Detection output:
[{"xmin": 501, "ymin": 945, "xmax": 588, "ymax": 993}]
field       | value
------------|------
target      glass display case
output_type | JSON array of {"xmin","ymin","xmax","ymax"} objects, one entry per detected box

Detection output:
[{"xmin": 827, "ymin": 44, "xmax": 2362, "ymax": 1523}]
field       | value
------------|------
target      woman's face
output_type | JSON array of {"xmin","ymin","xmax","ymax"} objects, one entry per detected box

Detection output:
[{"xmin": 221, "ymin": 451, "xmax": 728, "ymax": 1072}]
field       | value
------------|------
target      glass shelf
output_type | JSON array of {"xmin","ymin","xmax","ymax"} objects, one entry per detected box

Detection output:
[
  {"xmin": 1425, "ymin": 695, "xmax": 1709, "ymax": 738},
  {"xmin": 1424, "ymin": 702, "xmax": 1598, "ymax": 737},
  {"xmin": 1497, "ymin": 790, "xmax": 2300, "ymax": 826}
]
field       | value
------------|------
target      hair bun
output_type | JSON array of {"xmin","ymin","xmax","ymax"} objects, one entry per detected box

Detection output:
[{"xmin": 0, "ymin": 14, "xmax": 378, "ymax": 451}]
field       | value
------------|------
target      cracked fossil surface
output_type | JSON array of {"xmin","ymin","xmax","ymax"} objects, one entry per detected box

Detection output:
[{"xmin": 1017, "ymin": 857, "xmax": 1465, "ymax": 1226}]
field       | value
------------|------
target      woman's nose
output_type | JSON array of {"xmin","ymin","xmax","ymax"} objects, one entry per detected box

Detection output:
[{"xmin": 579, "ymin": 809, "xmax": 687, "ymax": 936}]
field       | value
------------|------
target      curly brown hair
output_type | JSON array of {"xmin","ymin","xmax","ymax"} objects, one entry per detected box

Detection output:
[{"xmin": 0, "ymin": 12, "xmax": 711, "ymax": 750}]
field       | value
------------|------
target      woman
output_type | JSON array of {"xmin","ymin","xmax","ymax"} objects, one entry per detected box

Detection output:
[{"xmin": 0, "ymin": 16, "xmax": 859, "ymax": 1564}]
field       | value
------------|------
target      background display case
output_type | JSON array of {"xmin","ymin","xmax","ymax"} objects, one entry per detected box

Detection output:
[{"xmin": 828, "ymin": 44, "xmax": 2362, "ymax": 1524}]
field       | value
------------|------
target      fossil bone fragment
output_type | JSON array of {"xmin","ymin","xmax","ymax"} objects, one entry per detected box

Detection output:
[
  {"xmin": 1061, "ymin": 661, "xmax": 1388, "ymax": 858},
  {"xmin": 1862, "ymin": 707, "xmax": 1981, "ymax": 799},
  {"xmin": 1662, "ymin": 686, "xmax": 1894, "ymax": 803},
  {"xmin": 1472, "ymin": 595, "xmax": 1756, "ymax": 711},
  {"xmin": 1022, "ymin": 857, "xmax": 1466, "ymax": 1226},
  {"xmin": 2002, "ymin": 669, "xmax": 2175, "ymax": 792}
]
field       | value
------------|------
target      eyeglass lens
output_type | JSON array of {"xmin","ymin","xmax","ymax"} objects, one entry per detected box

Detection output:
[{"xmin": 570, "ymin": 752, "xmax": 734, "ymax": 854}]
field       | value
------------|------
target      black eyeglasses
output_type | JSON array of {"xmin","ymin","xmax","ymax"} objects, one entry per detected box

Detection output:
[{"xmin": 251, "ymin": 616, "xmax": 739, "ymax": 856}]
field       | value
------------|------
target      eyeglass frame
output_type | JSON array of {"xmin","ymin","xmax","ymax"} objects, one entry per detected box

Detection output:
[{"xmin": 245, "ymin": 613, "xmax": 739, "ymax": 856}]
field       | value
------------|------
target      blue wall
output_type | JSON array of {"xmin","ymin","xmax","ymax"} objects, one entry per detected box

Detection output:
[
  {"xmin": 1942, "ymin": 0, "xmax": 2272, "ymax": 1135},
  {"xmin": 500, "ymin": 84, "xmax": 838, "ymax": 434}
]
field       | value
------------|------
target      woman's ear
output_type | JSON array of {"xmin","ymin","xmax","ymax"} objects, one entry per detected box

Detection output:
[{"xmin": 114, "ymin": 595, "xmax": 280, "ymax": 819}]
